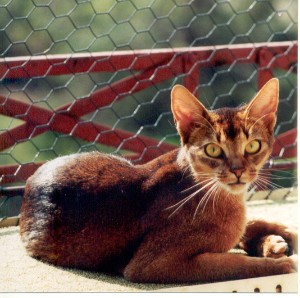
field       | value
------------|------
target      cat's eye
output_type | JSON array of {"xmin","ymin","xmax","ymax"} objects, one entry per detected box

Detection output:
[
  {"xmin": 245, "ymin": 140, "xmax": 261, "ymax": 154},
  {"xmin": 205, "ymin": 143, "xmax": 223, "ymax": 158}
]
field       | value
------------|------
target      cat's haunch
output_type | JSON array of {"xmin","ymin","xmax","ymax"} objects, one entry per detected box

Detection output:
[{"xmin": 20, "ymin": 78, "xmax": 297, "ymax": 283}]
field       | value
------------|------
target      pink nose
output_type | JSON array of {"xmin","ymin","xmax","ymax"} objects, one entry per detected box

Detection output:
[{"xmin": 231, "ymin": 168, "xmax": 244, "ymax": 178}]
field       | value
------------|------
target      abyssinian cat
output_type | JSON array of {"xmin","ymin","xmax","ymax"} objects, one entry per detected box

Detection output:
[{"xmin": 20, "ymin": 78, "xmax": 297, "ymax": 283}]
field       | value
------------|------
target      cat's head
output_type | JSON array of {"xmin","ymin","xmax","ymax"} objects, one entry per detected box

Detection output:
[{"xmin": 171, "ymin": 79, "xmax": 279, "ymax": 195}]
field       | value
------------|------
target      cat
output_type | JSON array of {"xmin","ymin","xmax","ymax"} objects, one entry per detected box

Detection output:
[{"xmin": 20, "ymin": 78, "xmax": 297, "ymax": 283}]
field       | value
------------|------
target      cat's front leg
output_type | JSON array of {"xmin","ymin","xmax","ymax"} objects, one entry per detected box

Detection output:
[
  {"xmin": 123, "ymin": 250, "xmax": 296, "ymax": 283},
  {"xmin": 123, "ymin": 239, "xmax": 296, "ymax": 283},
  {"xmin": 239, "ymin": 219, "xmax": 298, "ymax": 259}
]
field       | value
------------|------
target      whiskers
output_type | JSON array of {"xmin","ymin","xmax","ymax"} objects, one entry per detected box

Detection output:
[
  {"xmin": 252, "ymin": 174, "xmax": 281, "ymax": 191},
  {"xmin": 165, "ymin": 176, "xmax": 223, "ymax": 221},
  {"xmin": 191, "ymin": 180, "xmax": 223, "ymax": 221},
  {"xmin": 250, "ymin": 168, "xmax": 296, "ymax": 192}
]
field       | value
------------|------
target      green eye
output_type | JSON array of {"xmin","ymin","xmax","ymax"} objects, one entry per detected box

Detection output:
[
  {"xmin": 245, "ymin": 140, "xmax": 261, "ymax": 154},
  {"xmin": 205, "ymin": 143, "xmax": 223, "ymax": 158}
]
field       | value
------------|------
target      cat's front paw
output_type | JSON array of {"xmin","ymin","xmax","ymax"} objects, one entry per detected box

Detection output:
[
  {"xmin": 259, "ymin": 235, "xmax": 289, "ymax": 259},
  {"xmin": 258, "ymin": 227, "xmax": 298, "ymax": 258},
  {"xmin": 240, "ymin": 221, "xmax": 298, "ymax": 258}
]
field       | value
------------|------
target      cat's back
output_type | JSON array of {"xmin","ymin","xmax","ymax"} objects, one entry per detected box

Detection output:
[
  {"xmin": 21, "ymin": 151, "xmax": 146, "ymax": 221},
  {"xmin": 20, "ymin": 151, "xmax": 148, "ymax": 269},
  {"xmin": 27, "ymin": 151, "xmax": 135, "ymax": 189}
]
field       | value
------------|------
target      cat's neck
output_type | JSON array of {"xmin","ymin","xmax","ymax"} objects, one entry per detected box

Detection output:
[{"xmin": 140, "ymin": 147, "xmax": 246, "ymax": 232}]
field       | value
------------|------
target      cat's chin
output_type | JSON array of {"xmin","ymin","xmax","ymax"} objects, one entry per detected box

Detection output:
[{"xmin": 224, "ymin": 183, "xmax": 248, "ymax": 195}]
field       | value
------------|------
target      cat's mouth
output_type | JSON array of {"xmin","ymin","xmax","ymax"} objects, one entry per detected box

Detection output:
[
  {"xmin": 228, "ymin": 182, "xmax": 246, "ymax": 186},
  {"xmin": 226, "ymin": 181, "xmax": 247, "ymax": 194}
]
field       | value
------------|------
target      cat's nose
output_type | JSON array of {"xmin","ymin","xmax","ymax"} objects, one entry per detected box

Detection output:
[{"xmin": 230, "ymin": 167, "xmax": 245, "ymax": 178}]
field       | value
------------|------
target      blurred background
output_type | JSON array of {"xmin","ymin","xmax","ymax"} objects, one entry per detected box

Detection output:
[
  {"xmin": 0, "ymin": 0, "xmax": 297, "ymax": 218},
  {"xmin": 0, "ymin": 0, "xmax": 297, "ymax": 54}
]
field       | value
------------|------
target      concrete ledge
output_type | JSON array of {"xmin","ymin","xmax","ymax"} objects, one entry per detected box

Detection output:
[{"xmin": 157, "ymin": 273, "xmax": 298, "ymax": 293}]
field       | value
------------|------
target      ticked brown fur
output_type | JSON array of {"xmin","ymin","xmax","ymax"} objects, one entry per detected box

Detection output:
[{"xmin": 20, "ymin": 79, "xmax": 297, "ymax": 283}]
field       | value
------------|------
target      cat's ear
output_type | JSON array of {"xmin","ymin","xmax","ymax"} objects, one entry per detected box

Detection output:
[
  {"xmin": 245, "ymin": 78, "xmax": 279, "ymax": 132},
  {"xmin": 171, "ymin": 84, "xmax": 209, "ymax": 143}
]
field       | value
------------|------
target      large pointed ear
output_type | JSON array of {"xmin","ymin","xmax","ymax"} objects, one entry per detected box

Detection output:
[
  {"xmin": 171, "ymin": 84, "xmax": 209, "ymax": 143},
  {"xmin": 245, "ymin": 78, "xmax": 279, "ymax": 133}
]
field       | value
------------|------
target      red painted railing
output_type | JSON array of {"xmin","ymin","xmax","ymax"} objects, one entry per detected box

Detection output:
[{"xmin": 0, "ymin": 41, "xmax": 297, "ymax": 185}]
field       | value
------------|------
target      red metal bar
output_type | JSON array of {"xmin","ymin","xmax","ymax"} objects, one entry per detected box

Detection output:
[
  {"xmin": 0, "ymin": 56, "xmax": 182, "ymax": 153},
  {"xmin": 0, "ymin": 123, "xmax": 38, "ymax": 150},
  {"xmin": 57, "ymin": 57, "xmax": 183, "ymax": 117},
  {"xmin": 272, "ymin": 128, "xmax": 297, "ymax": 159},
  {"xmin": 0, "ymin": 51, "xmax": 172, "ymax": 79},
  {"xmin": 0, "ymin": 95, "xmax": 176, "ymax": 153},
  {"xmin": 258, "ymin": 47, "xmax": 275, "ymax": 89},
  {"xmin": 0, "ymin": 41, "xmax": 297, "ymax": 185},
  {"xmin": 0, "ymin": 163, "xmax": 43, "ymax": 184},
  {"xmin": 0, "ymin": 42, "xmax": 296, "ymax": 79},
  {"xmin": 183, "ymin": 53, "xmax": 200, "ymax": 96},
  {"xmin": 257, "ymin": 42, "xmax": 297, "ymax": 88}
]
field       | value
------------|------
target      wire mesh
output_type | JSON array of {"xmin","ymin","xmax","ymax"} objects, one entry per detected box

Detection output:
[{"xmin": 0, "ymin": 0, "xmax": 298, "ymax": 218}]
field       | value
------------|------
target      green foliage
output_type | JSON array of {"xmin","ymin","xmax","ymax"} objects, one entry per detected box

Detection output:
[{"xmin": 0, "ymin": 0, "xmax": 297, "ymax": 55}]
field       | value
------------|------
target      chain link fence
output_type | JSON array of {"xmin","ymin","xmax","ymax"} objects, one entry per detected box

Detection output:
[{"xmin": 0, "ymin": 0, "xmax": 297, "ymax": 220}]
